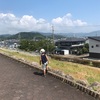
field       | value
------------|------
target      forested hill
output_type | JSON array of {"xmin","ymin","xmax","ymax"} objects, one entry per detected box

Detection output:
[
  {"xmin": 8, "ymin": 32, "xmax": 45, "ymax": 40},
  {"xmin": 0, "ymin": 32, "xmax": 65, "ymax": 40}
]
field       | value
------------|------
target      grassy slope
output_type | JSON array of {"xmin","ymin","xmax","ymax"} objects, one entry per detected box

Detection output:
[{"xmin": 0, "ymin": 48, "xmax": 100, "ymax": 84}]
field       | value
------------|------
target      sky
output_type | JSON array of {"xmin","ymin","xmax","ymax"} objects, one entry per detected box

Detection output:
[{"xmin": 0, "ymin": 0, "xmax": 100, "ymax": 35}]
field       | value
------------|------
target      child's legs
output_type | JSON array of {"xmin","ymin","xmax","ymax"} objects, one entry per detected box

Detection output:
[{"xmin": 42, "ymin": 64, "xmax": 47, "ymax": 75}]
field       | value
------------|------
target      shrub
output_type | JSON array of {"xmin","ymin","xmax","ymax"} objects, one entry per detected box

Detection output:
[{"xmin": 92, "ymin": 61, "xmax": 100, "ymax": 68}]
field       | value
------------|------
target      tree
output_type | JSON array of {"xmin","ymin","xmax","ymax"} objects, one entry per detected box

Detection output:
[
  {"xmin": 18, "ymin": 39, "xmax": 55, "ymax": 53},
  {"xmin": 82, "ymin": 43, "xmax": 89, "ymax": 53},
  {"xmin": 19, "ymin": 40, "xmax": 29, "ymax": 51},
  {"xmin": 77, "ymin": 43, "xmax": 89, "ymax": 55}
]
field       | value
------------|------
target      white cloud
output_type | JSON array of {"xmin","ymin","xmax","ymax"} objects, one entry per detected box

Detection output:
[
  {"xmin": 0, "ymin": 13, "xmax": 99, "ymax": 34},
  {"xmin": 0, "ymin": 13, "xmax": 51, "ymax": 34},
  {"xmin": 73, "ymin": 20, "xmax": 87, "ymax": 26},
  {"xmin": 52, "ymin": 13, "xmax": 87, "ymax": 26}
]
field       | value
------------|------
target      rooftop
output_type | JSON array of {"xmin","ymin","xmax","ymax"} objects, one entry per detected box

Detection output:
[
  {"xmin": 56, "ymin": 37, "xmax": 86, "ymax": 42},
  {"xmin": 88, "ymin": 36, "xmax": 100, "ymax": 42}
]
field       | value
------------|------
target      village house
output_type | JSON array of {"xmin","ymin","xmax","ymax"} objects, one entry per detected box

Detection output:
[
  {"xmin": 88, "ymin": 36, "xmax": 100, "ymax": 58},
  {"xmin": 55, "ymin": 37, "xmax": 86, "ymax": 55}
]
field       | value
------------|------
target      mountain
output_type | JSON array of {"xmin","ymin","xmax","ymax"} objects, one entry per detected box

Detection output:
[
  {"xmin": 0, "ymin": 32, "xmax": 45, "ymax": 40},
  {"xmin": 8, "ymin": 32, "xmax": 45, "ymax": 39},
  {"xmin": 0, "ymin": 31, "xmax": 65, "ymax": 40},
  {"xmin": 83, "ymin": 30, "xmax": 100, "ymax": 37},
  {"xmin": 59, "ymin": 30, "xmax": 100, "ymax": 38},
  {"xmin": 0, "ymin": 34, "xmax": 11, "ymax": 40},
  {"xmin": 0, "ymin": 30, "xmax": 100, "ymax": 40},
  {"xmin": 39, "ymin": 32, "xmax": 65, "ymax": 39}
]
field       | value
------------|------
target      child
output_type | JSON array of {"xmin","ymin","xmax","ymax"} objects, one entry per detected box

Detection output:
[{"xmin": 40, "ymin": 49, "xmax": 49, "ymax": 77}]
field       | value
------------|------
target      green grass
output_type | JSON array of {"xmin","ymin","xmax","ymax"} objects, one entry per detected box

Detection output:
[{"xmin": 0, "ymin": 48, "xmax": 100, "ymax": 84}]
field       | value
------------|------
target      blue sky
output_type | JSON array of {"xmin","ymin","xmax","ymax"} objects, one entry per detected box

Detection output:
[{"xmin": 0, "ymin": 0, "xmax": 100, "ymax": 34}]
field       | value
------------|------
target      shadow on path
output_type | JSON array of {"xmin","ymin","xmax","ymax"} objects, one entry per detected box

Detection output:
[{"xmin": 34, "ymin": 71, "xmax": 43, "ymax": 76}]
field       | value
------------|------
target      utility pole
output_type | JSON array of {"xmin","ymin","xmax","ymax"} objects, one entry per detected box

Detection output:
[{"xmin": 52, "ymin": 25, "xmax": 54, "ymax": 44}]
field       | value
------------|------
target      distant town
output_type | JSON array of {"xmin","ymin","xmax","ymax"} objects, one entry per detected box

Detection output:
[{"xmin": 0, "ymin": 31, "xmax": 100, "ymax": 59}]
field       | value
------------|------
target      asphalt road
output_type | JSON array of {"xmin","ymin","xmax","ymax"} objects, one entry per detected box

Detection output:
[{"xmin": 0, "ymin": 54, "xmax": 96, "ymax": 100}]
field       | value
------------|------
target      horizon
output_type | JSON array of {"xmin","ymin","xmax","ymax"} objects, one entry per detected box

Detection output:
[{"xmin": 1, "ymin": 30, "xmax": 100, "ymax": 38}]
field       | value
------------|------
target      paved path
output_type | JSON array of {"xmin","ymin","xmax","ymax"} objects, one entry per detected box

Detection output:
[{"xmin": 0, "ymin": 54, "xmax": 96, "ymax": 100}]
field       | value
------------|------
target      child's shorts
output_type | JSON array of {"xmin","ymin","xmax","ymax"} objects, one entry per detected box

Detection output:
[{"xmin": 42, "ymin": 61, "xmax": 48, "ymax": 70}]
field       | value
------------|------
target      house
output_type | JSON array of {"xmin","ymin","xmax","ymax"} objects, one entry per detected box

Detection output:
[
  {"xmin": 0, "ymin": 39, "xmax": 19, "ymax": 49},
  {"xmin": 55, "ymin": 37, "xmax": 86, "ymax": 55},
  {"xmin": 88, "ymin": 36, "xmax": 100, "ymax": 58}
]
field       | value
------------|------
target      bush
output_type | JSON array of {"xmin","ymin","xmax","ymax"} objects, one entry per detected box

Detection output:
[
  {"xmin": 92, "ymin": 61, "xmax": 100, "ymax": 68},
  {"xmin": 50, "ymin": 54, "xmax": 100, "ymax": 68}
]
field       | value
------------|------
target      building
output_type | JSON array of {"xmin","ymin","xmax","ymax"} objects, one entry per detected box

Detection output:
[
  {"xmin": 0, "ymin": 39, "xmax": 19, "ymax": 49},
  {"xmin": 88, "ymin": 36, "xmax": 100, "ymax": 58},
  {"xmin": 55, "ymin": 37, "xmax": 86, "ymax": 55}
]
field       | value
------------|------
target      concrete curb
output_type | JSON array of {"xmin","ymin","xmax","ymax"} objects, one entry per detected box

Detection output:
[
  {"xmin": 48, "ymin": 71, "xmax": 100, "ymax": 99},
  {"xmin": 0, "ymin": 53, "xmax": 100, "ymax": 100}
]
